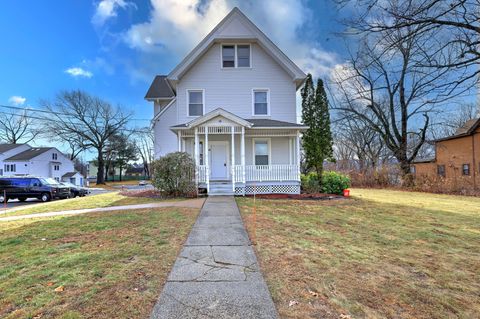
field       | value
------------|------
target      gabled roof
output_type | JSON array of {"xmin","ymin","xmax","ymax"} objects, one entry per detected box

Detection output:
[
  {"xmin": 167, "ymin": 7, "xmax": 306, "ymax": 89},
  {"xmin": 62, "ymin": 171, "xmax": 80, "ymax": 178},
  {"xmin": 183, "ymin": 108, "xmax": 253, "ymax": 128},
  {"xmin": 4, "ymin": 147, "xmax": 51, "ymax": 161},
  {"xmin": 0, "ymin": 144, "xmax": 26, "ymax": 153},
  {"xmin": 171, "ymin": 109, "xmax": 307, "ymax": 130},
  {"xmin": 435, "ymin": 118, "xmax": 480, "ymax": 142},
  {"xmin": 145, "ymin": 75, "xmax": 175, "ymax": 100}
]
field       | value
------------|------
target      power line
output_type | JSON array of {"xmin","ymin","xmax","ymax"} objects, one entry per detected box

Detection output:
[
  {"xmin": 0, "ymin": 110, "xmax": 151, "ymax": 134},
  {"xmin": 0, "ymin": 104, "xmax": 152, "ymax": 122}
]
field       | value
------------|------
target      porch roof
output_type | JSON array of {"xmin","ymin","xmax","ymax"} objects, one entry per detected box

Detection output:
[{"xmin": 171, "ymin": 117, "xmax": 307, "ymax": 130}]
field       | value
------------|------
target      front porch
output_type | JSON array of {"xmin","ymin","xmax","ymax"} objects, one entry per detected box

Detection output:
[{"xmin": 172, "ymin": 109, "xmax": 306, "ymax": 196}]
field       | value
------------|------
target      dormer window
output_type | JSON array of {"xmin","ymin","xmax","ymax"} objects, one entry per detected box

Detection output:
[{"xmin": 222, "ymin": 44, "xmax": 251, "ymax": 68}]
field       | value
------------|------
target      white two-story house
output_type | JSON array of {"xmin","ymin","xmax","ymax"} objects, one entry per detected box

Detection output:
[{"xmin": 146, "ymin": 7, "xmax": 307, "ymax": 195}]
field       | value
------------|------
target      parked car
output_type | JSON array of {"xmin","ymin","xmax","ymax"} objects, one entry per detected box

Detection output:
[
  {"xmin": 60, "ymin": 182, "xmax": 88, "ymax": 198},
  {"xmin": 138, "ymin": 180, "xmax": 147, "ymax": 186},
  {"xmin": 0, "ymin": 177, "xmax": 70, "ymax": 202}
]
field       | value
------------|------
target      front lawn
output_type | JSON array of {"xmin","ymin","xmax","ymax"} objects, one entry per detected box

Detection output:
[
  {"xmin": 0, "ymin": 207, "xmax": 198, "ymax": 318},
  {"xmin": 1, "ymin": 192, "xmax": 171, "ymax": 217},
  {"xmin": 237, "ymin": 188, "xmax": 480, "ymax": 318}
]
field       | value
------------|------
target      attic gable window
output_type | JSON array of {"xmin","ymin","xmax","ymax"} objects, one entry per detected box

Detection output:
[
  {"xmin": 222, "ymin": 44, "xmax": 251, "ymax": 68},
  {"xmin": 222, "ymin": 45, "xmax": 235, "ymax": 67}
]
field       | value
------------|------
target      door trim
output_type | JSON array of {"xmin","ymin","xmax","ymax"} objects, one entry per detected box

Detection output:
[{"xmin": 209, "ymin": 141, "xmax": 229, "ymax": 180}]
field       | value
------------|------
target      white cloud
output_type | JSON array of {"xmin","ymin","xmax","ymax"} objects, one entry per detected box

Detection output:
[
  {"xmin": 123, "ymin": 0, "xmax": 339, "ymax": 79},
  {"xmin": 8, "ymin": 95, "xmax": 26, "ymax": 106},
  {"xmin": 65, "ymin": 67, "xmax": 93, "ymax": 78},
  {"xmin": 92, "ymin": 0, "xmax": 135, "ymax": 26}
]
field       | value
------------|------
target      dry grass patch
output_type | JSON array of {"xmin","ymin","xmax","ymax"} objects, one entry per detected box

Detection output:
[
  {"xmin": 237, "ymin": 189, "xmax": 480, "ymax": 318},
  {"xmin": 1, "ymin": 192, "xmax": 171, "ymax": 217},
  {"xmin": 0, "ymin": 207, "xmax": 198, "ymax": 318}
]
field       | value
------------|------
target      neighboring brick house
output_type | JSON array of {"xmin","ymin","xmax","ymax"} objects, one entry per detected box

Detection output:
[{"xmin": 412, "ymin": 118, "xmax": 480, "ymax": 189}]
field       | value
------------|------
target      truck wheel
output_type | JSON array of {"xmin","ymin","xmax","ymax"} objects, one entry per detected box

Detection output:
[{"xmin": 40, "ymin": 193, "xmax": 51, "ymax": 202}]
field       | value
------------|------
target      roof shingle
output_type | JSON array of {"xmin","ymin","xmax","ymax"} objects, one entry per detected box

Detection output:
[{"xmin": 145, "ymin": 75, "xmax": 175, "ymax": 99}]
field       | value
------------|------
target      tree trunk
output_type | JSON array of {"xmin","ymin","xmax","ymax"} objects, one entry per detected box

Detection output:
[
  {"xmin": 316, "ymin": 164, "xmax": 323, "ymax": 190},
  {"xmin": 119, "ymin": 165, "xmax": 123, "ymax": 182},
  {"xmin": 96, "ymin": 150, "xmax": 105, "ymax": 184}
]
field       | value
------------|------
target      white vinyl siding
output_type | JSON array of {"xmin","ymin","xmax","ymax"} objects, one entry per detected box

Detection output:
[{"xmin": 177, "ymin": 43, "xmax": 296, "ymax": 122}]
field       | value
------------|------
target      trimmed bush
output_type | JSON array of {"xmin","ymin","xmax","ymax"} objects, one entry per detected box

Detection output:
[
  {"xmin": 151, "ymin": 152, "xmax": 196, "ymax": 197},
  {"xmin": 321, "ymin": 171, "xmax": 350, "ymax": 195},
  {"xmin": 301, "ymin": 171, "xmax": 350, "ymax": 195}
]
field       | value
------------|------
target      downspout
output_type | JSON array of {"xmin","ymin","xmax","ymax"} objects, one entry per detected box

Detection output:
[{"xmin": 472, "ymin": 134, "xmax": 477, "ymax": 190}]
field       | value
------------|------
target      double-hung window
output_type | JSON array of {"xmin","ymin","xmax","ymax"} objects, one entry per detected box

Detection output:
[
  {"xmin": 254, "ymin": 139, "xmax": 270, "ymax": 166},
  {"xmin": 188, "ymin": 90, "xmax": 204, "ymax": 117},
  {"xmin": 4, "ymin": 164, "xmax": 15, "ymax": 173},
  {"xmin": 222, "ymin": 45, "xmax": 235, "ymax": 67},
  {"xmin": 462, "ymin": 164, "xmax": 470, "ymax": 175},
  {"xmin": 253, "ymin": 89, "xmax": 269, "ymax": 115},
  {"xmin": 222, "ymin": 44, "xmax": 250, "ymax": 68}
]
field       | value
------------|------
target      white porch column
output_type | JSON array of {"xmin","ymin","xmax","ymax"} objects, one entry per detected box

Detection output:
[
  {"xmin": 194, "ymin": 128, "xmax": 199, "ymax": 166},
  {"xmin": 205, "ymin": 126, "xmax": 209, "ymax": 193},
  {"xmin": 296, "ymin": 130, "xmax": 301, "ymax": 181},
  {"xmin": 241, "ymin": 127, "xmax": 245, "ymax": 185},
  {"xmin": 231, "ymin": 126, "xmax": 235, "ymax": 192},
  {"xmin": 177, "ymin": 131, "xmax": 182, "ymax": 152}
]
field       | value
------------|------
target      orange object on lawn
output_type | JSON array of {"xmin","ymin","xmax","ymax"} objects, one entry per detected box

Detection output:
[{"xmin": 343, "ymin": 189, "xmax": 350, "ymax": 197}]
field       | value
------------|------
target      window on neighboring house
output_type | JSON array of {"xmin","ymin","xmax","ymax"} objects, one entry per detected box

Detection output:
[
  {"xmin": 437, "ymin": 165, "xmax": 445, "ymax": 177},
  {"xmin": 253, "ymin": 90, "xmax": 269, "ymax": 115},
  {"xmin": 52, "ymin": 153, "xmax": 57, "ymax": 160},
  {"xmin": 53, "ymin": 165, "xmax": 60, "ymax": 171},
  {"xmin": 188, "ymin": 90, "xmax": 204, "ymax": 116},
  {"xmin": 410, "ymin": 165, "xmax": 416, "ymax": 174},
  {"xmin": 4, "ymin": 164, "xmax": 15, "ymax": 173},
  {"xmin": 222, "ymin": 45, "xmax": 235, "ymax": 67},
  {"xmin": 254, "ymin": 139, "xmax": 269, "ymax": 165},
  {"xmin": 462, "ymin": 164, "xmax": 470, "ymax": 175},
  {"xmin": 237, "ymin": 45, "xmax": 250, "ymax": 67},
  {"xmin": 54, "ymin": 177, "xmax": 60, "ymax": 182}
]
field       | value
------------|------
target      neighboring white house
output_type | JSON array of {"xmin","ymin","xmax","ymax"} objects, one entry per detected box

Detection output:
[
  {"xmin": 146, "ymin": 7, "xmax": 307, "ymax": 195},
  {"xmin": 0, "ymin": 144, "xmax": 84, "ymax": 186},
  {"xmin": 0, "ymin": 144, "xmax": 31, "ymax": 175}
]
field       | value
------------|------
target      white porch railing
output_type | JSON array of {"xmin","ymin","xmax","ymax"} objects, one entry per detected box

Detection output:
[
  {"xmin": 196, "ymin": 164, "xmax": 300, "ymax": 184},
  {"xmin": 233, "ymin": 165, "xmax": 243, "ymax": 183},
  {"xmin": 245, "ymin": 165, "xmax": 299, "ymax": 182},
  {"xmin": 197, "ymin": 165, "xmax": 208, "ymax": 183}
]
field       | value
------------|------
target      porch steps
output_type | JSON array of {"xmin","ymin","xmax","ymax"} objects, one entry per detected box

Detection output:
[{"xmin": 208, "ymin": 182, "xmax": 234, "ymax": 196}]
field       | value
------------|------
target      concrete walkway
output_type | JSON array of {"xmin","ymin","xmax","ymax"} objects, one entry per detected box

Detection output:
[
  {"xmin": 0, "ymin": 198, "xmax": 205, "ymax": 222},
  {"xmin": 150, "ymin": 196, "xmax": 278, "ymax": 319}
]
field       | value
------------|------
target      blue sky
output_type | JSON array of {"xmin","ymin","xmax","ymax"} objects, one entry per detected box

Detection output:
[{"xmin": 0, "ymin": 0, "xmax": 345, "ymax": 134}]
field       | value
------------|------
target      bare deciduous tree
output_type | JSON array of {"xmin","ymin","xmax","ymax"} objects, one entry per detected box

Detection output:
[
  {"xmin": 134, "ymin": 128, "xmax": 154, "ymax": 179},
  {"xmin": 42, "ymin": 90, "xmax": 131, "ymax": 184},
  {"xmin": 0, "ymin": 111, "xmax": 39, "ymax": 144},
  {"xmin": 337, "ymin": 0, "xmax": 479, "ymax": 89},
  {"xmin": 331, "ymin": 24, "xmax": 459, "ymax": 179}
]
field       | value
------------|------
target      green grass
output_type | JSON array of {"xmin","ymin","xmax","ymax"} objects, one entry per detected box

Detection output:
[
  {"xmin": 237, "ymin": 188, "xmax": 480, "ymax": 319},
  {"xmin": 0, "ymin": 192, "xmax": 173, "ymax": 217},
  {"xmin": 0, "ymin": 206, "xmax": 199, "ymax": 318}
]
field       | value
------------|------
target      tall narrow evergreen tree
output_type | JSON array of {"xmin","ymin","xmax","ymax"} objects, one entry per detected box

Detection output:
[{"xmin": 302, "ymin": 75, "xmax": 334, "ymax": 189}]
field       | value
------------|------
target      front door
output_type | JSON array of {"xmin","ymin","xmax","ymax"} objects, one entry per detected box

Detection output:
[{"xmin": 209, "ymin": 142, "xmax": 228, "ymax": 180}]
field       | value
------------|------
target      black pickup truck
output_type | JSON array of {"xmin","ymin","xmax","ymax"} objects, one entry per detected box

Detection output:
[{"xmin": 0, "ymin": 177, "xmax": 70, "ymax": 202}]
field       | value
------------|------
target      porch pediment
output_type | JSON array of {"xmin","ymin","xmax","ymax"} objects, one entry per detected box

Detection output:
[{"xmin": 184, "ymin": 108, "xmax": 253, "ymax": 128}]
